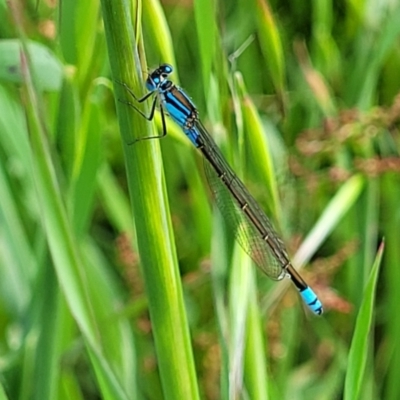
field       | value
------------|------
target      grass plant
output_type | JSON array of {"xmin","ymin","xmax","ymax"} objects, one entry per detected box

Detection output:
[{"xmin": 0, "ymin": 0, "xmax": 398, "ymax": 399}]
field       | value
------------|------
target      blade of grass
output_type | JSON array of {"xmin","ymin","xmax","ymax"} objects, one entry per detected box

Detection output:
[
  {"xmin": 295, "ymin": 40, "xmax": 337, "ymax": 118},
  {"xmin": 0, "ymin": 383, "xmax": 9, "ymax": 400},
  {"xmin": 263, "ymin": 174, "xmax": 364, "ymax": 312},
  {"xmin": 235, "ymin": 71, "xmax": 282, "ymax": 221},
  {"xmin": 380, "ymin": 172, "xmax": 400, "ymax": 400},
  {"xmin": 243, "ymin": 273, "xmax": 270, "ymax": 400},
  {"xmin": 254, "ymin": 0, "xmax": 285, "ymax": 108},
  {"xmin": 294, "ymin": 174, "xmax": 364, "ymax": 268},
  {"xmin": 352, "ymin": 6, "xmax": 400, "ymax": 108},
  {"xmin": 69, "ymin": 80, "xmax": 104, "ymax": 237},
  {"xmin": 344, "ymin": 240, "xmax": 385, "ymax": 400},
  {"xmin": 228, "ymin": 245, "xmax": 251, "ymax": 398},
  {"xmin": 0, "ymin": 157, "xmax": 33, "ymax": 313},
  {"xmin": 97, "ymin": 163, "xmax": 135, "ymax": 236},
  {"xmin": 194, "ymin": 0, "xmax": 217, "ymax": 97},
  {"xmin": 143, "ymin": 0, "xmax": 177, "ymax": 68},
  {"xmin": 210, "ymin": 209, "xmax": 230, "ymax": 400},
  {"xmin": 100, "ymin": 0, "xmax": 201, "ymax": 398},
  {"xmin": 10, "ymin": 7, "xmax": 132, "ymax": 398},
  {"xmin": 31, "ymin": 263, "xmax": 68, "ymax": 400},
  {"xmin": 19, "ymin": 37, "xmax": 99, "ymax": 353}
]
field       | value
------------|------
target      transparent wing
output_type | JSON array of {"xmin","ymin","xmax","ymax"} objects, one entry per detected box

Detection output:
[{"xmin": 194, "ymin": 121, "xmax": 289, "ymax": 281}]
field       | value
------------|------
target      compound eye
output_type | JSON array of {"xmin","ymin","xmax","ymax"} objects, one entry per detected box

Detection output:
[
  {"xmin": 160, "ymin": 63, "xmax": 173, "ymax": 74},
  {"xmin": 153, "ymin": 77, "xmax": 160, "ymax": 85}
]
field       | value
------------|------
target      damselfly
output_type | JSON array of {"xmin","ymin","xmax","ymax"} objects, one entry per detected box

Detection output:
[{"xmin": 118, "ymin": 64, "xmax": 323, "ymax": 315}]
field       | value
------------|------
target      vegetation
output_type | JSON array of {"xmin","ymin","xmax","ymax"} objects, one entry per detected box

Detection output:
[{"xmin": 0, "ymin": 0, "xmax": 398, "ymax": 398}]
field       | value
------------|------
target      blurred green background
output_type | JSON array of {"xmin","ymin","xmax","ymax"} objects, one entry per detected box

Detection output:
[{"xmin": 0, "ymin": 0, "xmax": 399, "ymax": 399}]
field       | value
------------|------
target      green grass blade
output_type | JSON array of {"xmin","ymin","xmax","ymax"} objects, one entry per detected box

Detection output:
[
  {"xmin": 69, "ymin": 81, "xmax": 104, "ymax": 237},
  {"xmin": 143, "ymin": 0, "xmax": 176, "ymax": 67},
  {"xmin": 294, "ymin": 174, "xmax": 364, "ymax": 268},
  {"xmin": 11, "ymin": 15, "xmax": 133, "ymax": 398},
  {"xmin": 344, "ymin": 240, "xmax": 385, "ymax": 400},
  {"xmin": 20, "ymin": 44, "xmax": 100, "ymax": 352},
  {"xmin": 228, "ymin": 246, "xmax": 252, "ymax": 398},
  {"xmin": 0, "ymin": 383, "xmax": 9, "ymax": 400},
  {"xmin": 101, "ymin": 0, "xmax": 200, "ymax": 398},
  {"xmin": 0, "ymin": 158, "xmax": 33, "ymax": 313},
  {"xmin": 254, "ymin": 0, "xmax": 285, "ymax": 102},
  {"xmin": 264, "ymin": 174, "xmax": 364, "ymax": 311},
  {"xmin": 236, "ymin": 72, "xmax": 281, "ymax": 221},
  {"xmin": 244, "ymin": 277, "xmax": 270, "ymax": 400},
  {"xmin": 97, "ymin": 163, "xmax": 134, "ymax": 236},
  {"xmin": 194, "ymin": 0, "xmax": 217, "ymax": 96}
]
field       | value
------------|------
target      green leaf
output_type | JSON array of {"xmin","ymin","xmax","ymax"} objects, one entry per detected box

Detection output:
[
  {"xmin": 344, "ymin": 240, "xmax": 385, "ymax": 400},
  {"xmin": 0, "ymin": 39, "xmax": 63, "ymax": 91}
]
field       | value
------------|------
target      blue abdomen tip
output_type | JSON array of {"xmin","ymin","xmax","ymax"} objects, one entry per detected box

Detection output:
[{"xmin": 300, "ymin": 286, "xmax": 323, "ymax": 315}]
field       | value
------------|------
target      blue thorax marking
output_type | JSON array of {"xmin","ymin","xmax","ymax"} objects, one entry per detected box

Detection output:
[{"xmin": 144, "ymin": 66, "xmax": 201, "ymax": 147}]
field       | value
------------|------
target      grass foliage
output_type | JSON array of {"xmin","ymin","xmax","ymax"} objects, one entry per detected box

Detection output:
[{"xmin": 0, "ymin": 0, "xmax": 399, "ymax": 399}]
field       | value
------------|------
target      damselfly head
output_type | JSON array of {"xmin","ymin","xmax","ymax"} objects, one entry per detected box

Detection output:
[{"xmin": 146, "ymin": 64, "xmax": 173, "ymax": 91}]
